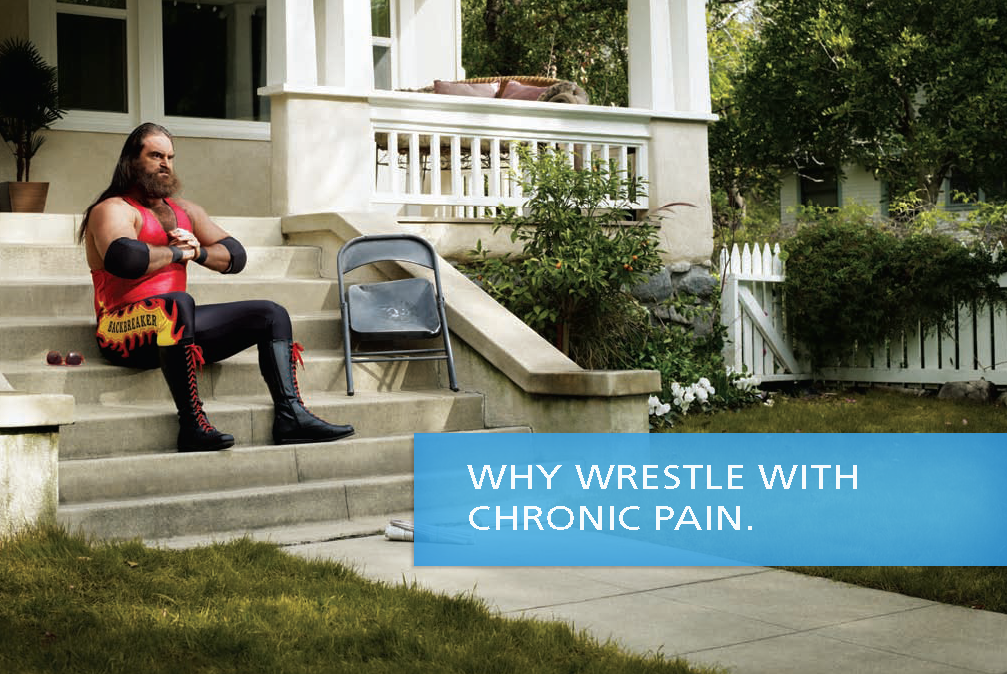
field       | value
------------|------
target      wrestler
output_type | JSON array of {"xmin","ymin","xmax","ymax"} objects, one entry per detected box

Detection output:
[{"xmin": 78, "ymin": 122, "xmax": 354, "ymax": 452}]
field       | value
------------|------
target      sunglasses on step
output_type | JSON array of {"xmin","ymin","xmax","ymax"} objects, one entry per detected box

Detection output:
[{"xmin": 46, "ymin": 351, "xmax": 85, "ymax": 366}]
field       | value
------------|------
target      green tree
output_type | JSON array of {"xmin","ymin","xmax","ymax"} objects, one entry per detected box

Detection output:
[
  {"xmin": 736, "ymin": 0, "xmax": 1007, "ymax": 206},
  {"xmin": 461, "ymin": 0, "xmax": 629, "ymax": 107},
  {"xmin": 706, "ymin": 1, "xmax": 782, "ymax": 246}
]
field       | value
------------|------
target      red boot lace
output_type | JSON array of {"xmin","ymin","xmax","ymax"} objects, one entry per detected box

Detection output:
[
  {"xmin": 290, "ymin": 342, "xmax": 326, "ymax": 422},
  {"xmin": 185, "ymin": 343, "xmax": 214, "ymax": 433}
]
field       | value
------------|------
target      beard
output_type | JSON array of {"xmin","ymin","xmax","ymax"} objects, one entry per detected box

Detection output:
[{"xmin": 134, "ymin": 164, "xmax": 181, "ymax": 199}]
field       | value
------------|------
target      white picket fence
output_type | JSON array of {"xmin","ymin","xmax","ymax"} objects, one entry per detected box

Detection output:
[{"xmin": 720, "ymin": 242, "xmax": 1007, "ymax": 385}]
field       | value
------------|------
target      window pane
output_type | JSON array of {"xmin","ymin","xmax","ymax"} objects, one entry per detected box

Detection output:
[
  {"xmin": 800, "ymin": 167, "xmax": 839, "ymax": 209},
  {"xmin": 372, "ymin": 0, "xmax": 391, "ymax": 38},
  {"xmin": 58, "ymin": 0, "xmax": 126, "ymax": 8},
  {"xmin": 373, "ymin": 45, "xmax": 391, "ymax": 90},
  {"xmin": 949, "ymin": 171, "xmax": 977, "ymax": 205},
  {"xmin": 57, "ymin": 13, "xmax": 127, "ymax": 112},
  {"xmin": 162, "ymin": 0, "xmax": 269, "ymax": 121}
]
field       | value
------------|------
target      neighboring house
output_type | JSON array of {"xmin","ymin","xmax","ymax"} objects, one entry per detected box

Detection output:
[
  {"xmin": 1, "ymin": 0, "xmax": 716, "ymax": 266},
  {"xmin": 779, "ymin": 164, "xmax": 887, "ymax": 223},
  {"xmin": 779, "ymin": 163, "xmax": 1006, "ymax": 224}
]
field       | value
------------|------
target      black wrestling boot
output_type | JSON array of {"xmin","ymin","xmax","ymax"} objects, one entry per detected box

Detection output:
[
  {"xmin": 259, "ymin": 339, "xmax": 355, "ymax": 445},
  {"xmin": 159, "ymin": 342, "xmax": 235, "ymax": 452}
]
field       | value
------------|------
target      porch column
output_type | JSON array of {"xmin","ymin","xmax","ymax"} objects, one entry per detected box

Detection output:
[
  {"xmin": 629, "ymin": 0, "xmax": 715, "ymax": 266},
  {"xmin": 315, "ymin": 0, "xmax": 374, "ymax": 90},
  {"xmin": 627, "ymin": 0, "xmax": 711, "ymax": 114},
  {"xmin": 266, "ymin": 0, "xmax": 318, "ymax": 87}
]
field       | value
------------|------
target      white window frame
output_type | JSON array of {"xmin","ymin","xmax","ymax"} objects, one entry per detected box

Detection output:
[
  {"xmin": 31, "ymin": 0, "xmax": 270, "ymax": 140},
  {"xmin": 371, "ymin": 0, "xmax": 397, "ymax": 91}
]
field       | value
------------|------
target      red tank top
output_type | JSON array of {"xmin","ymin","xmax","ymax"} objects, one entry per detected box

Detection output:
[{"xmin": 91, "ymin": 197, "xmax": 191, "ymax": 320}]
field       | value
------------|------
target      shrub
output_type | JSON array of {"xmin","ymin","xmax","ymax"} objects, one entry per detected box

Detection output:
[
  {"xmin": 783, "ymin": 210, "xmax": 1007, "ymax": 369},
  {"xmin": 464, "ymin": 145, "xmax": 765, "ymax": 426},
  {"xmin": 464, "ymin": 145, "xmax": 663, "ymax": 363}
]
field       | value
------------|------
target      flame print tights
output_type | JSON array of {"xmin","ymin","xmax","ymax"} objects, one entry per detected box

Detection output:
[{"xmin": 96, "ymin": 292, "xmax": 293, "ymax": 369}]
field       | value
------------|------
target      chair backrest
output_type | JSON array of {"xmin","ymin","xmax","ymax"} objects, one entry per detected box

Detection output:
[{"xmin": 337, "ymin": 234, "xmax": 438, "ymax": 274}]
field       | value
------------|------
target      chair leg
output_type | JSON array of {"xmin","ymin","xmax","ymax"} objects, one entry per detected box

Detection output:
[{"xmin": 341, "ymin": 299, "xmax": 355, "ymax": 396}]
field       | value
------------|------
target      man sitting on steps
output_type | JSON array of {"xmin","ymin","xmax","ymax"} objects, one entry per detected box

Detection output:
[{"xmin": 78, "ymin": 122, "xmax": 354, "ymax": 452}]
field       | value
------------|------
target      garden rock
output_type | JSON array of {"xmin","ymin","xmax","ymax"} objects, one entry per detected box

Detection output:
[
  {"xmin": 630, "ymin": 268, "xmax": 673, "ymax": 302},
  {"xmin": 937, "ymin": 379, "xmax": 996, "ymax": 403},
  {"xmin": 652, "ymin": 304, "xmax": 714, "ymax": 337},
  {"xmin": 670, "ymin": 266, "xmax": 718, "ymax": 299}
]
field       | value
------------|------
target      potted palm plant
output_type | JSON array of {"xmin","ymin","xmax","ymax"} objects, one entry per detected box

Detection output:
[{"xmin": 0, "ymin": 38, "xmax": 64, "ymax": 212}]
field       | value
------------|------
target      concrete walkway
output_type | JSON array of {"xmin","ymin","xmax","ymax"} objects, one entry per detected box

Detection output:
[{"xmin": 157, "ymin": 514, "xmax": 1007, "ymax": 674}]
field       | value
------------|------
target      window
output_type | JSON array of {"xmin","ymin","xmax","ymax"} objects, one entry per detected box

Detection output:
[
  {"xmin": 37, "ymin": 0, "xmax": 271, "ymax": 138},
  {"xmin": 800, "ymin": 166, "xmax": 839, "ymax": 209},
  {"xmin": 372, "ymin": 0, "xmax": 393, "ymax": 90},
  {"xmin": 948, "ymin": 170, "xmax": 1006, "ymax": 207},
  {"xmin": 55, "ymin": 0, "xmax": 128, "ymax": 113},
  {"xmin": 161, "ymin": 0, "xmax": 269, "ymax": 122}
]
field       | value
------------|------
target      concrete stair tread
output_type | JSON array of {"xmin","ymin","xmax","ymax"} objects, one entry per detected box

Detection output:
[
  {"xmin": 59, "ymin": 433, "xmax": 415, "ymax": 503},
  {"xmin": 0, "ymin": 310, "xmax": 340, "ymax": 329},
  {"xmin": 70, "ymin": 388, "xmax": 477, "ymax": 420},
  {"xmin": 58, "ymin": 473, "xmax": 414, "ymax": 541},
  {"xmin": 57, "ymin": 473, "xmax": 410, "ymax": 509},
  {"xmin": 0, "ymin": 276, "xmax": 336, "ymax": 287},
  {"xmin": 145, "ymin": 511, "xmax": 413, "ymax": 549},
  {"xmin": 0, "ymin": 214, "xmax": 284, "ymax": 246},
  {"xmin": 0, "ymin": 244, "xmax": 324, "ymax": 280},
  {"xmin": 1, "ymin": 344, "xmax": 345, "ymax": 369},
  {"xmin": 59, "ymin": 389, "xmax": 484, "ymax": 459}
]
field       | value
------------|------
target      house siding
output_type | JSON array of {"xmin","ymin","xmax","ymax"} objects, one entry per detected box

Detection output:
[
  {"xmin": 839, "ymin": 164, "xmax": 884, "ymax": 216},
  {"xmin": 1, "ymin": 130, "xmax": 271, "ymax": 217}
]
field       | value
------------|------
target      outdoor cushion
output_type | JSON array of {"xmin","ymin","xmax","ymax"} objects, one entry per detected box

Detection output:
[
  {"xmin": 433, "ymin": 80, "xmax": 500, "ymax": 97},
  {"xmin": 498, "ymin": 80, "xmax": 549, "ymax": 101}
]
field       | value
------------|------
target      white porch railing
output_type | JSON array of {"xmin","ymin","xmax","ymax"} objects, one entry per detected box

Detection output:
[
  {"xmin": 369, "ymin": 92, "xmax": 651, "ymax": 217},
  {"xmin": 720, "ymin": 242, "xmax": 1007, "ymax": 385}
]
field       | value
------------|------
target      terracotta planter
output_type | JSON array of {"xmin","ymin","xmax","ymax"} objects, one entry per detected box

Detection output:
[{"xmin": 6, "ymin": 181, "xmax": 49, "ymax": 212}]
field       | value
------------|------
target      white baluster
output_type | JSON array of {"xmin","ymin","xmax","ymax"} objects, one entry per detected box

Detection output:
[{"xmin": 429, "ymin": 133, "xmax": 441, "ymax": 197}]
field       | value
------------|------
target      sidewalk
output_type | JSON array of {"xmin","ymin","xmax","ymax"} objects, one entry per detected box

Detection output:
[{"xmin": 157, "ymin": 515, "xmax": 1007, "ymax": 674}]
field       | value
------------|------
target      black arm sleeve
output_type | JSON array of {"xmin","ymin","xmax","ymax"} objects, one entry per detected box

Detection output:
[
  {"xmin": 104, "ymin": 237, "xmax": 150, "ymax": 279},
  {"xmin": 218, "ymin": 236, "xmax": 246, "ymax": 274}
]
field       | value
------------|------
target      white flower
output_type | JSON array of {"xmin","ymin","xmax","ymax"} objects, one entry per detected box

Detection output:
[{"xmin": 648, "ymin": 396, "xmax": 672, "ymax": 416}]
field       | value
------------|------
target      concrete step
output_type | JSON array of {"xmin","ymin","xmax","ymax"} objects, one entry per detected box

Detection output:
[
  {"xmin": 57, "ymin": 473, "xmax": 413, "ymax": 541},
  {"xmin": 2, "ymin": 346, "xmax": 443, "ymax": 403},
  {"xmin": 59, "ymin": 389, "xmax": 484, "ymax": 459},
  {"xmin": 59, "ymin": 434, "xmax": 413, "ymax": 504},
  {"xmin": 144, "ymin": 511, "xmax": 415, "ymax": 549},
  {"xmin": 0, "ymin": 276, "xmax": 341, "ymax": 317},
  {"xmin": 0, "ymin": 312, "xmax": 343, "ymax": 361},
  {"xmin": 0, "ymin": 244, "xmax": 323, "ymax": 279},
  {"xmin": 0, "ymin": 213, "xmax": 285, "ymax": 246}
]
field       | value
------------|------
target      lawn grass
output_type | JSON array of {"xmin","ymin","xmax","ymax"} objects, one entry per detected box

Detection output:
[
  {"xmin": 669, "ymin": 386, "xmax": 1007, "ymax": 433},
  {"xmin": 667, "ymin": 385, "xmax": 1007, "ymax": 615},
  {"xmin": 779, "ymin": 566, "xmax": 1007, "ymax": 613},
  {"xmin": 0, "ymin": 526, "xmax": 719, "ymax": 674}
]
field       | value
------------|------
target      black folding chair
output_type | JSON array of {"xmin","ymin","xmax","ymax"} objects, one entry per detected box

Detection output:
[{"xmin": 336, "ymin": 234, "xmax": 459, "ymax": 395}]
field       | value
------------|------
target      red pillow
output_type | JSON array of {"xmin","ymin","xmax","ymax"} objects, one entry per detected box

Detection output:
[
  {"xmin": 499, "ymin": 81, "xmax": 549, "ymax": 101},
  {"xmin": 433, "ymin": 80, "xmax": 500, "ymax": 97}
]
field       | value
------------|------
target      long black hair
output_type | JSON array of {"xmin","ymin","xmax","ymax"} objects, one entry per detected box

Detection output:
[{"xmin": 77, "ymin": 122, "xmax": 173, "ymax": 243}]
